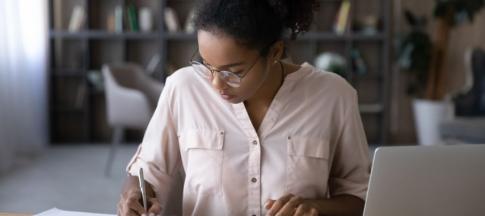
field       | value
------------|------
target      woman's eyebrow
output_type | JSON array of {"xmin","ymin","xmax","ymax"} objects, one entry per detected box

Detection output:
[
  {"xmin": 201, "ymin": 56, "xmax": 245, "ymax": 69},
  {"xmin": 218, "ymin": 62, "xmax": 245, "ymax": 68}
]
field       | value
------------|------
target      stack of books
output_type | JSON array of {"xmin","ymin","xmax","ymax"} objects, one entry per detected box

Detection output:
[{"xmin": 334, "ymin": 0, "xmax": 351, "ymax": 35}]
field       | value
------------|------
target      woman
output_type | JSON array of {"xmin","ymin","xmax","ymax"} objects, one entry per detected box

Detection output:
[{"xmin": 118, "ymin": 0, "xmax": 370, "ymax": 215}]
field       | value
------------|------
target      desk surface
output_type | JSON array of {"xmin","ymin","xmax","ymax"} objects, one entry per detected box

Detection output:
[{"xmin": 0, "ymin": 213, "xmax": 31, "ymax": 216}]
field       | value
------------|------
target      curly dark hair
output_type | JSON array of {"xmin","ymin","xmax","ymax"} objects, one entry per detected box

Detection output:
[{"xmin": 194, "ymin": 0, "xmax": 320, "ymax": 55}]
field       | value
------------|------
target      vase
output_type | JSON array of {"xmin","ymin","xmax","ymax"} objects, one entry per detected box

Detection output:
[{"xmin": 413, "ymin": 99, "xmax": 454, "ymax": 145}]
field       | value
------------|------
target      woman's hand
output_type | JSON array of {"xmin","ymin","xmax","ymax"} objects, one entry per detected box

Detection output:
[
  {"xmin": 265, "ymin": 194, "xmax": 318, "ymax": 216},
  {"xmin": 117, "ymin": 176, "xmax": 162, "ymax": 216}
]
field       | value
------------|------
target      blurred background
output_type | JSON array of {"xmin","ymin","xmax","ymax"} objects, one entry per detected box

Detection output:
[{"xmin": 1, "ymin": 0, "xmax": 484, "ymax": 214}]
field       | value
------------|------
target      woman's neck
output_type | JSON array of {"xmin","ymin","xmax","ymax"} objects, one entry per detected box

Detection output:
[{"xmin": 245, "ymin": 61, "xmax": 290, "ymax": 107}]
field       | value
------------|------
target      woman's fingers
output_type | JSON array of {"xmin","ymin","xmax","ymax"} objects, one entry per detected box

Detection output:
[
  {"xmin": 265, "ymin": 199, "xmax": 276, "ymax": 209},
  {"xmin": 277, "ymin": 195, "xmax": 303, "ymax": 216},
  {"xmin": 118, "ymin": 198, "xmax": 142, "ymax": 216},
  {"xmin": 266, "ymin": 194, "xmax": 294, "ymax": 216},
  {"xmin": 126, "ymin": 194, "xmax": 146, "ymax": 215},
  {"xmin": 294, "ymin": 202, "xmax": 318, "ymax": 216},
  {"xmin": 147, "ymin": 197, "xmax": 162, "ymax": 216},
  {"xmin": 118, "ymin": 189, "xmax": 146, "ymax": 216},
  {"xmin": 309, "ymin": 208, "xmax": 318, "ymax": 216}
]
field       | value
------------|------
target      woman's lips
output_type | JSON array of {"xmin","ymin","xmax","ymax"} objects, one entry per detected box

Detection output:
[{"xmin": 220, "ymin": 92, "xmax": 235, "ymax": 100}]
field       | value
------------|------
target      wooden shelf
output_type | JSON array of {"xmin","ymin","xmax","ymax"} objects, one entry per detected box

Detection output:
[
  {"xmin": 165, "ymin": 32, "xmax": 197, "ymax": 40},
  {"xmin": 295, "ymin": 32, "xmax": 385, "ymax": 41},
  {"xmin": 51, "ymin": 68, "xmax": 85, "ymax": 77},
  {"xmin": 50, "ymin": 31, "xmax": 160, "ymax": 39},
  {"xmin": 350, "ymin": 33, "xmax": 385, "ymax": 41},
  {"xmin": 359, "ymin": 103, "xmax": 384, "ymax": 114},
  {"xmin": 49, "ymin": 31, "xmax": 86, "ymax": 39},
  {"xmin": 50, "ymin": 30, "xmax": 385, "ymax": 42},
  {"xmin": 52, "ymin": 107, "xmax": 86, "ymax": 113},
  {"xmin": 49, "ymin": 0, "xmax": 392, "ymax": 145}
]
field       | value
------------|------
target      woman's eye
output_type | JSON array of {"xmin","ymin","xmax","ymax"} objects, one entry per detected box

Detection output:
[{"xmin": 232, "ymin": 70, "xmax": 243, "ymax": 74}]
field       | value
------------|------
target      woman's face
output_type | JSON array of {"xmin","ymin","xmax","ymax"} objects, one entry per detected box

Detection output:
[{"xmin": 197, "ymin": 30, "xmax": 272, "ymax": 104}]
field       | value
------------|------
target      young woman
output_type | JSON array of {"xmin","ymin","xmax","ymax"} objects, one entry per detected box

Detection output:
[{"xmin": 118, "ymin": 0, "xmax": 370, "ymax": 215}]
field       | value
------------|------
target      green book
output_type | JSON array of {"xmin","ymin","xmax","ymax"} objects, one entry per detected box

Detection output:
[{"xmin": 127, "ymin": 3, "xmax": 139, "ymax": 32}]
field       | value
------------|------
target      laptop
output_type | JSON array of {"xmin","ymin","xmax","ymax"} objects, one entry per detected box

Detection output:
[{"xmin": 363, "ymin": 145, "xmax": 485, "ymax": 216}]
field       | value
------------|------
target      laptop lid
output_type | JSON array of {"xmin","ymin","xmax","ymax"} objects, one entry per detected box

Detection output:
[{"xmin": 363, "ymin": 145, "xmax": 485, "ymax": 216}]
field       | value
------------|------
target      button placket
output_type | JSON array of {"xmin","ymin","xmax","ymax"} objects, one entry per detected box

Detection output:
[{"xmin": 248, "ymin": 137, "xmax": 261, "ymax": 216}]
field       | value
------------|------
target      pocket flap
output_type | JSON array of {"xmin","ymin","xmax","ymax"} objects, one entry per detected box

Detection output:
[
  {"xmin": 287, "ymin": 136, "xmax": 329, "ymax": 159},
  {"xmin": 181, "ymin": 129, "xmax": 224, "ymax": 151}
]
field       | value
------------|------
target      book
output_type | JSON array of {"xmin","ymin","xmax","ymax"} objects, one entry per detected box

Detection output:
[
  {"xmin": 107, "ymin": 14, "xmax": 115, "ymax": 32},
  {"xmin": 127, "ymin": 3, "xmax": 139, "ymax": 32},
  {"xmin": 68, "ymin": 5, "xmax": 86, "ymax": 32},
  {"xmin": 139, "ymin": 7, "xmax": 153, "ymax": 32},
  {"xmin": 53, "ymin": 0, "xmax": 63, "ymax": 30},
  {"xmin": 164, "ymin": 7, "xmax": 180, "ymax": 32},
  {"xmin": 334, "ymin": 0, "xmax": 351, "ymax": 35},
  {"xmin": 185, "ymin": 8, "xmax": 196, "ymax": 33},
  {"xmin": 114, "ymin": 5, "xmax": 123, "ymax": 32}
]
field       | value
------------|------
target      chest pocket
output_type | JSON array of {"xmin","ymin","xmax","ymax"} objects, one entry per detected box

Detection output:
[
  {"xmin": 180, "ymin": 129, "xmax": 225, "ymax": 195},
  {"xmin": 286, "ymin": 136, "xmax": 330, "ymax": 198}
]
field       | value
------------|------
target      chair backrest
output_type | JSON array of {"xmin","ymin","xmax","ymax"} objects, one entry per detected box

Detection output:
[
  {"xmin": 455, "ymin": 48, "xmax": 485, "ymax": 116},
  {"xmin": 102, "ymin": 63, "xmax": 163, "ymax": 128},
  {"xmin": 104, "ymin": 63, "xmax": 163, "ymax": 110},
  {"xmin": 107, "ymin": 63, "xmax": 139, "ymax": 89}
]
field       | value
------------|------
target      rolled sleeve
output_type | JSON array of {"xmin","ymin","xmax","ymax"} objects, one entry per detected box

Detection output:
[
  {"xmin": 126, "ymin": 77, "xmax": 182, "ymax": 209},
  {"xmin": 329, "ymin": 91, "xmax": 371, "ymax": 201}
]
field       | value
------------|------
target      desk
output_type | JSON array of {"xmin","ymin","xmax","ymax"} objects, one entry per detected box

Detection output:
[{"xmin": 0, "ymin": 213, "xmax": 31, "ymax": 216}]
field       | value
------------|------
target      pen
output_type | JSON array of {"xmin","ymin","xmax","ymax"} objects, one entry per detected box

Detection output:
[{"xmin": 138, "ymin": 168, "xmax": 148, "ymax": 213}]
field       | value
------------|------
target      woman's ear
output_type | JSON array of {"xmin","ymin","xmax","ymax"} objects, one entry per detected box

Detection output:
[{"xmin": 270, "ymin": 41, "xmax": 285, "ymax": 63}]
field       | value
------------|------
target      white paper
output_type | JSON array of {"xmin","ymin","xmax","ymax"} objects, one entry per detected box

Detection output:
[{"xmin": 35, "ymin": 208, "xmax": 116, "ymax": 216}]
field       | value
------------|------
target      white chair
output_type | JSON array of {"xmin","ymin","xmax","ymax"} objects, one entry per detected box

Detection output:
[{"xmin": 102, "ymin": 63, "xmax": 163, "ymax": 176}]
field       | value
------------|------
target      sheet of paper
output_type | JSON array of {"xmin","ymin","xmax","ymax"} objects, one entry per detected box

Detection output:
[{"xmin": 35, "ymin": 208, "xmax": 116, "ymax": 216}]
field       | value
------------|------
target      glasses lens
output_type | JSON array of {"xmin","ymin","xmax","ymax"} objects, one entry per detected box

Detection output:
[
  {"xmin": 219, "ymin": 71, "xmax": 241, "ymax": 88},
  {"xmin": 190, "ymin": 59, "xmax": 242, "ymax": 88}
]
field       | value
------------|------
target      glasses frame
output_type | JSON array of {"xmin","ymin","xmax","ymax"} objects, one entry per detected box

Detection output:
[{"xmin": 189, "ymin": 50, "xmax": 261, "ymax": 88}]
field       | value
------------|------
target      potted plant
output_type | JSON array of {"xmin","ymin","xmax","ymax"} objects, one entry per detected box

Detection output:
[
  {"xmin": 399, "ymin": 0, "xmax": 484, "ymax": 145},
  {"xmin": 426, "ymin": 0, "xmax": 485, "ymax": 100},
  {"xmin": 399, "ymin": 9, "xmax": 453, "ymax": 145}
]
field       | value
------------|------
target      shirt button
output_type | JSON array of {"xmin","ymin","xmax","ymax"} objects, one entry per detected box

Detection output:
[
  {"xmin": 252, "ymin": 140, "xmax": 258, "ymax": 145},
  {"xmin": 251, "ymin": 177, "xmax": 257, "ymax": 183}
]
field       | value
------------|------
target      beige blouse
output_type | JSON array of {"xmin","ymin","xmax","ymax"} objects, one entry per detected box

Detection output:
[{"xmin": 126, "ymin": 63, "xmax": 370, "ymax": 216}]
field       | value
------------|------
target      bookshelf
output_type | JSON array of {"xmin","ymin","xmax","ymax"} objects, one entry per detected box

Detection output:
[{"xmin": 48, "ymin": 0, "xmax": 392, "ymax": 145}]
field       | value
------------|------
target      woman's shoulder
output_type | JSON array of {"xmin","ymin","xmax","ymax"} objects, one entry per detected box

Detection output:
[
  {"xmin": 296, "ymin": 63, "xmax": 356, "ymax": 97},
  {"xmin": 165, "ymin": 66, "xmax": 210, "ymax": 91},
  {"xmin": 164, "ymin": 66, "xmax": 214, "ymax": 101},
  {"xmin": 166, "ymin": 66, "xmax": 199, "ymax": 85}
]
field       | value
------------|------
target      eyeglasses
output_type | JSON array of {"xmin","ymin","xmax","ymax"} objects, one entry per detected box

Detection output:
[{"xmin": 189, "ymin": 51, "xmax": 261, "ymax": 88}]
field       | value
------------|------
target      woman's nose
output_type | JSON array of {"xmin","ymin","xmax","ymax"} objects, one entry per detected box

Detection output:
[{"xmin": 211, "ymin": 73, "xmax": 228, "ymax": 90}]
